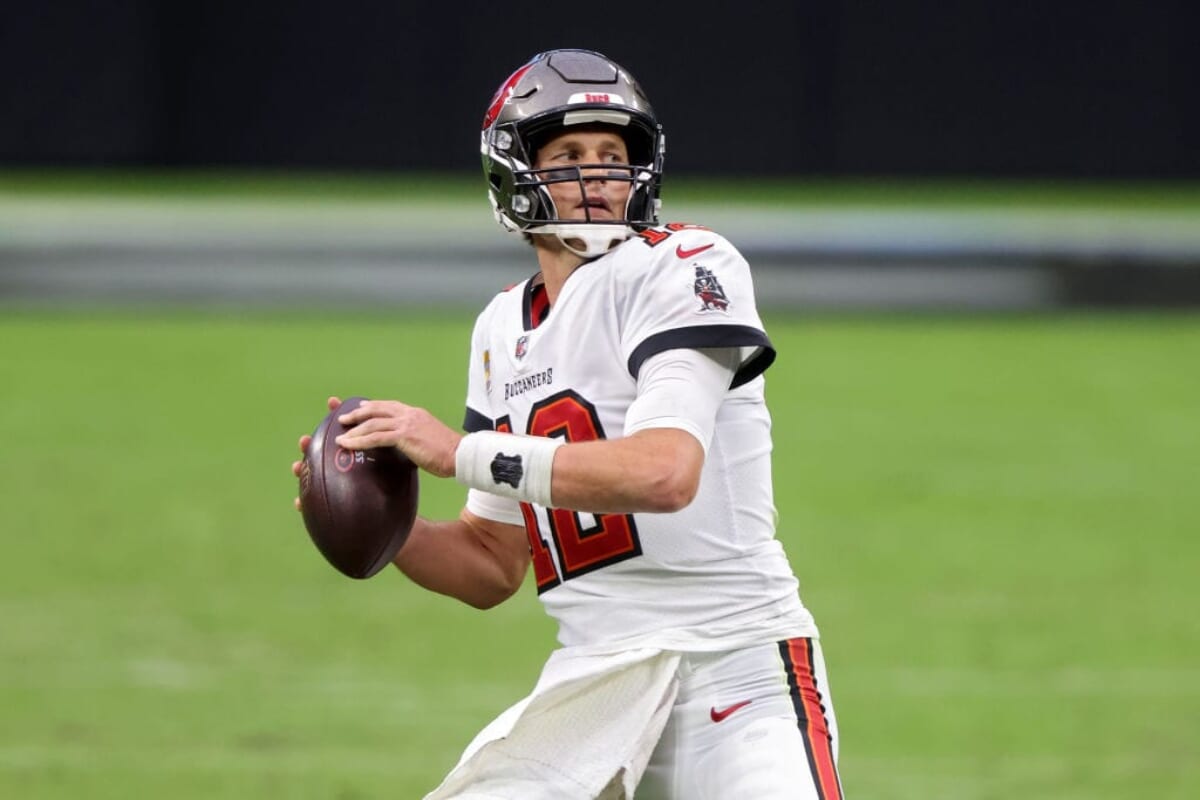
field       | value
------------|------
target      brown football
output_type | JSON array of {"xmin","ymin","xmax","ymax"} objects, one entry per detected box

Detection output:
[{"xmin": 298, "ymin": 397, "xmax": 418, "ymax": 579}]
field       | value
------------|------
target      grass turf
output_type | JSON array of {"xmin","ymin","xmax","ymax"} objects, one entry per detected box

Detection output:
[{"xmin": 1, "ymin": 311, "xmax": 1196, "ymax": 799}]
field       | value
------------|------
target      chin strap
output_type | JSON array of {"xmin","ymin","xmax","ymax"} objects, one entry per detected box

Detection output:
[{"xmin": 535, "ymin": 224, "xmax": 634, "ymax": 258}]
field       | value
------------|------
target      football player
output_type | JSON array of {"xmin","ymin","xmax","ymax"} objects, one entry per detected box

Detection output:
[{"xmin": 294, "ymin": 49, "xmax": 843, "ymax": 799}]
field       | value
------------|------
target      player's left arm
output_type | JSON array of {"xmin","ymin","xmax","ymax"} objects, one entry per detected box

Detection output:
[
  {"xmin": 336, "ymin": 417, "xmax": 703, "ymax": 514},
  {"xmin": 335, "ymin": 347, "xmax": 735, "ymax": 515},
  {"xmin": 546, "ymin": 345, "xmax": 737, "ymax": 513},
  {"xmin": 549, "ymin": 427, "xmax": 704, "ymax": 514}
]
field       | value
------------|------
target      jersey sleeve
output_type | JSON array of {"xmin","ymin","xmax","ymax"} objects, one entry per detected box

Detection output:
[
  {"xmin": 459, "ymin": 304, "xmax": 525, "ymax": 525},
  {"xmin": 465, "ymin": 487, "xmax": 525, "ymax": 526},
  {"xmin": 618, "ymin": 228, "xmax": 775, "ymax": 389},
  {"xmin": 623, "ymin": 347, "xmax": 739, "ymax": 452},
  {"xmin": 462, "ymin": 306, "xmax": 496, "ymax": 433}
]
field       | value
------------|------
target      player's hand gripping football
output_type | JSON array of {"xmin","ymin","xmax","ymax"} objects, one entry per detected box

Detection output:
[
  {"xmin": 332, "ymin": 397, "xmax": 462, "ymax": 479},
  {"xmin": 291, "ymin": 395, "xmax": 460, "ymax": 513}
]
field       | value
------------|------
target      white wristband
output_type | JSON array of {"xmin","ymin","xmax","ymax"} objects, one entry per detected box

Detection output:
[{"xmin": 455, "ymin": 431, "xmax": 563, "ymax": 507}]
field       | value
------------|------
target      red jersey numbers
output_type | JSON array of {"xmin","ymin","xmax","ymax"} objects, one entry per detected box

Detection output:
[
  {"xmin": 637, "ymin": 222, "xmax": 711, "ymax": 248},
  {"xmin": 500, "ymin": 391, "xmax": 643, "ymax": 593}
]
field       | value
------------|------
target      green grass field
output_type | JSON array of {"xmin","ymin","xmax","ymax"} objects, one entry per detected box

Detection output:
[{"xmin": 1, "ymin": 311, "xmax": 1197, "ymax": 799}]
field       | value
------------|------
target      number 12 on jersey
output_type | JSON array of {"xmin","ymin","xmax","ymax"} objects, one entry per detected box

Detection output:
[{"xmin": 496, "ymin": 389, "xmax": 643, "ymax": 593}]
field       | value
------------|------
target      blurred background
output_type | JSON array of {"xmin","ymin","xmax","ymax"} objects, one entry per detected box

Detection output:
[
  {"xmin": 2, "ymin": 2, "xmax": 1198, "ymax": 799},
  {"xmin": 3, "ymin": 0, "xmax": 1198, "ymax": 309}
]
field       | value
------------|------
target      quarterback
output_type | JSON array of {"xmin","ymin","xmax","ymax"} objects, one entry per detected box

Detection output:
[{"xmin": 294, "ymin": 49, "xmax": 843, "ymax": 799}]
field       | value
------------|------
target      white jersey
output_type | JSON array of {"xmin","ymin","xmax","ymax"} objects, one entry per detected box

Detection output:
[{"xmin": 463, "ymin": 224, "xmax": 817, "ymax": 650}]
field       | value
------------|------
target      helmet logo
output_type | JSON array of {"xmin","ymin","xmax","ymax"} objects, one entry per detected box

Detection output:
[{"xmin": 483, "ymin": 64, "xmax": 533, "ymax": 130}]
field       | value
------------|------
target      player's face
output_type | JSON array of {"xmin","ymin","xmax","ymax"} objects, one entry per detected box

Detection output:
[{"xmin": 533, "ymin": 129, "xmax": 633, "ymax": 222}]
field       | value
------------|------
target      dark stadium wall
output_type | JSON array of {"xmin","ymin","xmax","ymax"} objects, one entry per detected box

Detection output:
[{"xmin": 1, "ymin": 0, "xmax": 1195, "ymax": 178}]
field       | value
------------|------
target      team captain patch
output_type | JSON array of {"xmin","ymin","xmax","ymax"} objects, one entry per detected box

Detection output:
[{"xmin": 693, "ymin": 265, "xmax": 730, "ymax": 312}]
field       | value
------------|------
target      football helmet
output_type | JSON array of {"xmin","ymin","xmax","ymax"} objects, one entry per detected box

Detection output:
[{"xmin": 481, "ymin": 49, "xmax": 665, "ymax": 257}]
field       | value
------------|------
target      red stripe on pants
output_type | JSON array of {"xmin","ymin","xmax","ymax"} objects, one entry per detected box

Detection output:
[{"xmin": 781, "ymin": 638, "xmax": 842, "ymax": 800}]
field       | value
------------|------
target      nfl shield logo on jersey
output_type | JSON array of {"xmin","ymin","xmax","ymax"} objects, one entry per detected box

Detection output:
[
  {"xmin": 514, "ymin": 335, "xmax": 530, "ymax": 360},
  {"xmin": 693, "ymin": 265, "xmax": 730, "ymax": 312}
]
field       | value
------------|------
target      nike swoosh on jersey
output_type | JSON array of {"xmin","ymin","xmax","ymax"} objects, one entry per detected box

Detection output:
[
  {"xmin": 709, "ymin": 700, "xmax": 753, "ymax": 723},
  {"xmin": 676, "ymin": 243, "xmax": 714, "ymax": 259}
]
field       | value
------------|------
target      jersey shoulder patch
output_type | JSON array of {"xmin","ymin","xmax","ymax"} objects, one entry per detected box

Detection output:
[{"xmin": 625, "ymin": 225, "xmax": 743, "ymax": 310}]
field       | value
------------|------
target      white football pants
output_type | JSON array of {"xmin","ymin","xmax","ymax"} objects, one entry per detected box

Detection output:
[{"xmin": 636, "ymin": 638, "xmax": 842, "ymax": 800}]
